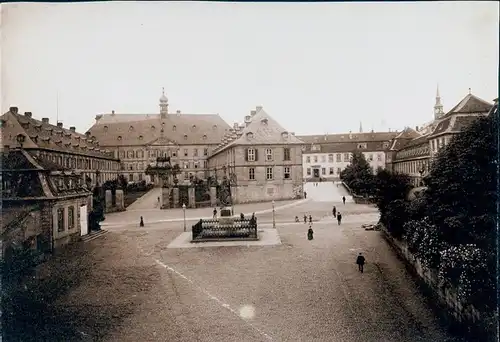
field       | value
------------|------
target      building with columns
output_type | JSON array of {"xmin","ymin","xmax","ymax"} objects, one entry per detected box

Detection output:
[
  {"xmin": 388, "ymin": 89, "xmax": 494, "ymax": 186},
  {"xmin": 86, "ymin": 89, "xmax": 231, "ymax": 185},
  {"xmin": 208, "ymin": 106, "xmax": 305, "ymax": 203}
]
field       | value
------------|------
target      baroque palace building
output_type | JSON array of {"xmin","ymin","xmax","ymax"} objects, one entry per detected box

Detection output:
[
  {"xmin": 86, "ymin": 89, "xmax": 231, "ymax": 184},
  {"xmin": 387, "ymin": 89, "xmax": 495, "ymax": 186},
  {"xmin": 208, "ymin": 106, "xmax": 305, "ymax": 203},
  {"xmin": 1, "ymin": 106, "xmax": 121, "ymax": 255},
  {"xmin": 298, "ymin": 127, "xmax": 399, "ymax": 181}
]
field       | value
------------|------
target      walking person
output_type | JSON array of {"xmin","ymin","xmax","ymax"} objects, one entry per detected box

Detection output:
[
  {"xmin": 309, "ymin": 215, "xmax": 313, "ymax": 223},
  {"xmin": 307, "ymin": 225, "xmax": 314, "ymax": 240},
  {"xmin": 332, "ymin": 206, "xmax": 337, "ymax": 218},
  {"xmin": 342, "ymin": 196, "xmax": 346, "ymax": 205},
  {"xmin": 140, "ymin": 216, "xmax": 144, "ymax": 227},
  {"xmin": 356, "ymin": 253, "xmax": 366, "ymax": 273},
  {"xmin": 303, "ymin": 214, "xmax": 307, "ymax": 224},
  {"xmin": 337, "ymin": 212, "xmax": 342, "ymax": 225},
  {"xmin": 213, "ymin": 208, "xmax": 218, "ymax": 219}
]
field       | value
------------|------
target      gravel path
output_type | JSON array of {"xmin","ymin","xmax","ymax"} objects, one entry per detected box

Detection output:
[{"xmin": 25, "ymin": 194, "xmax": 464, "ymax": 342}]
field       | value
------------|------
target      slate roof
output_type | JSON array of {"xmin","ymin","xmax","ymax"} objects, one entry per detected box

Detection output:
[
  {"xmin": 297, "ymin": 132, "xmax": 398, "ymax": 144},
  {"xmin": 303, "ymin": 141, "xmax": 390, "ymax": 154},
  {"xmin": 87, "ymin": 113, "xmax": 231, "ymax": 146},
  {"xmin": 442, "ymin": 93, "xmax": 493, "ymax": 118},
  {"xmin": 1, "ymin": 150, "xmax": 42, "ymax": 171},
  {"xmin": 388, "ymin": 127, "xmax": 421, "ymax": 151},
  {"xmin": 211, "ymin": 107, "xmax": 305, "ymax": 156},
  {"xmin": 1, "ymin": 108, "xmax": 117, "ymax": 160}
]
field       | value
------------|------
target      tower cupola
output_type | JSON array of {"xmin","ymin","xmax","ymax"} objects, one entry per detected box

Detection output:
[{"xmin": 159, "ymin": 87, "xmax": 169, "ymax": 117}]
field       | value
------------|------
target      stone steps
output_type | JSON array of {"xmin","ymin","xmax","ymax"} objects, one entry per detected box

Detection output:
[{"xmin": 81, "ymin": 229, "xmax": 108, "ymax": 243}]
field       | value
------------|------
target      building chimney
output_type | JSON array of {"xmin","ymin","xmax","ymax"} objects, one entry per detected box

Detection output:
[
  {"xmin": 415, "ymin": 125, "xmax": 419, "ymax": 131},
  {"xmin": 57, "ymin": 122, "xmax": 63, "ymax": 128},
  {"xmin": 291, "ymin": 132, "xmax": 295, "ymax": 136},
  {"xmin": 250, "ymin": 110, "xmax": 256, "ymax": 117},
  {"xmin": 256, "ymin": 106, "xmax": 263, "ymax": 111},
  {"xmin": 111, "ymin": 110, "xmax": 115, "ymax": 115},
  {"xmin": 233, "ymin": 122, "xmax": 239, "ymax": 130},
  {"xmin": 349, "ymin": 130, "xmax": 352, "ymax": 139},
  {"xmin": 176, "ymin": 110, "xmax": 181, "ymax": 115},
  {"xmin": 24, "ymin": 112, "xmax": 32, "ymax": 118},
  {"xmin": 42, "ymin": 118, "xmax": 49, "ymax": 124},
  {"xmin": 9, "ymin": 107, "xmax": 18, "ymax": 114},
  {"xmin": 70, "ymin": 126, "xmax": 76, "ymax": 132}
]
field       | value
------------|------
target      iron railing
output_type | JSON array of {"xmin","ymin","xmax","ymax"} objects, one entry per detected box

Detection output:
[{"xmin": 192, "ymin": 217, "xmax": 258, "ymax": 241}]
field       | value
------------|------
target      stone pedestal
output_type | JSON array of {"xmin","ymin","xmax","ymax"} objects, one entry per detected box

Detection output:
[
  {"xmin": 210, "ymin": 186, "xmax": 217, "ymax": 207},
  {"xmin": 173, "ymin": 188, "xmax": 180, "ymax": 208},
  {"xmin": 188, "ymin": 187, "xmax": 196, "ymax": 209},
  {"xmin": 161, "ymin": 187, "xmax": 171, "ymax": 209},
  {"xmin": 219, "ymin": 207, "xmax": 233, "ymax": 225},
  {"xmin": 115, "ymin": 189, "xmax": 124, "ymax": 211},
  {"xmin": 105, "ymin": 190, "xmax": 112, "ymax": 212}
]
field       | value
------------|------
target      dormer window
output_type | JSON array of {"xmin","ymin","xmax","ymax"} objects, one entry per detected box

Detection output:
[
  {"xmin": 129, "ymin": 126, "xmax": 134, "ymax": 132},
  {"xmin": 281, "ymin": 131, "xmax": 289, "ymax": 139},
  {"xmin": 261, "ymin": 118, "xmax": 268, "ymax": 125},
  {"xmin": 91, "ymin": 136, "xmax": 96, "ymax": 141},
  {"xmin": 192, "ymin": 125, "xmax": 196, "ymax": 130},
  {"xmin": 184, "ymin": 134, "xmax": 188, "ymax": 140},
  {"xmin": 357, "ymin": 143, "xmax": 367, "ymax": 149},
  {"xmin": 117, "ymin": 136, "xmax": 122, "ymax": 141},
  {"xmin": 151, "ymin": 125, "xmax": 156, "ymax": 130},
  {"xmin": 173, "ymin": 125, "xmax": 177, "ymax": 131},
  {"xmin": 104, "ymin": 126, "xmax": 108, "ymax": 132},
  {"xmin": 203, "ymin": 134, "xmax": 207, "ymax": 140},
  {"xmin": 246, "ymin": 132, "xmax": 254, "ymax": 140},
  {"xmin": 212, "ymin": 124, "xmax": 217, "ymax": 130},
  {"xmin": 139, "ymin": 135, "xmax": 143, "ymax": 140}
]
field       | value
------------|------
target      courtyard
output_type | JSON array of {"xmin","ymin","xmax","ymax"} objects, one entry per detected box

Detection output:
[{"xmin": 18, "ymin": 184, "xmax": 463, "ymax": 342}]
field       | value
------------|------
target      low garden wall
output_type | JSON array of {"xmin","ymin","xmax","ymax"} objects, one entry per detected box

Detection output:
[
  {"xmin": 381, "ymin": 226, "xmax": 495, "ymax": 340},
  {"xmin": 341, "ymin": 182, "xmax": 376, "ymax": 204}
]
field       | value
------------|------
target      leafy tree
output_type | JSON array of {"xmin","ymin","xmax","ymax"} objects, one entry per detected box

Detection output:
[
  {"xmin": 373, "ymin": 169, "xmax": 412, "ymax": 237},
  {"xmin": 340, "ymin": 151, "xmax": 375, "ymax": 195}
]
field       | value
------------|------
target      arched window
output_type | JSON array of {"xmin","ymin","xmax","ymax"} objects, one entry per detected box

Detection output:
[
  {"xmin": 184, "ymin": 134, "xmax": 188, "ymax": 140},
  {"xmin": 203, "ymin": 134, "xmax": 207, "ymax": 140},
  {"xmin": 173, "ymin": 125, "xmax": 177, "ymax": 131},
  {"xmin": 117, "ymin": 136, "xmax": 122, "ymax": 141}
]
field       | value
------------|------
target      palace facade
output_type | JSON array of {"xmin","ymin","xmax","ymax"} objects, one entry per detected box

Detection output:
[
  {"xmin": 86, "ymin": 90, "xmax": 231, "ymax": 185},
  {"xmin": 208, "ymin": 106, "xmax": 305, "ymax": 203},
  {"xmin": 387, "ymin": 91, "xmax": 495, "ymax": 186},
  {"xmin": 298, "ymin": 130, "xmax": 398, "ymax": 181}
]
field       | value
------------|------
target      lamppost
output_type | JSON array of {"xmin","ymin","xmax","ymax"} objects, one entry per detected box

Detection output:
[
  {"xmin": 182, "ymin": 203, "xmax": 186, "ymax": 232},
  {"xmin": 272, "ymin": 200, "xmax": 276, "ymax": 229}
]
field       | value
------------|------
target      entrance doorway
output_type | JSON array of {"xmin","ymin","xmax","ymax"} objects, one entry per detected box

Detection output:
[
  {"xmin": 313, "ymin": 168, "xmax": 320, "ymax": 178},
  {"xmin": 80, "ymin": 205, "xmax": 88, "ymax": 236}
]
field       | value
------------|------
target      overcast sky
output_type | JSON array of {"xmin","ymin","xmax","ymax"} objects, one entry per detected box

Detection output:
[{"xmin": 1, "ymin": 2, "xmax": 498, "ymax": 135}]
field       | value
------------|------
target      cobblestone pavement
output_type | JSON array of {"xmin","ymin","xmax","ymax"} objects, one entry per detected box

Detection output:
[{"xmin": 82, "ymin": 199, "xmax": 461, "ymax": 342}]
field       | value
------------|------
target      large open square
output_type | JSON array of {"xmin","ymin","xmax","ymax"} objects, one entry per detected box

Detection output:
[{"xmin": 39, "ymin": 184, "xmax": 463, "ymax": 342}]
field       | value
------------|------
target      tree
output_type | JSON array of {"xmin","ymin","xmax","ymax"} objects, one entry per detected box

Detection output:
[
  {"xmin": 373, "ymin": 168, "xmax": 412, "ymax": 237},
  {"xmin": 340, "ymin": 151, "xmax": 375, "ymax": 195}
]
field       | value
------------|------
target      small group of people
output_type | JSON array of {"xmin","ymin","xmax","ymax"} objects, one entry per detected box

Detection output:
[{"xmin": 332, "ymin": 206, "xmax": 343, "ymax": 225}]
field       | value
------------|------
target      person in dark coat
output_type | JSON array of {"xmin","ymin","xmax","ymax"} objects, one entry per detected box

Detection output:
[
  {"xmin": 140, "ymin": 216, "xmax": 144, "ymax": 227},
  {"xmin": 356, "ymin": 253, "xmax": 366, "ymax": 273},
  {"xmin": 332, "ymin": 206, "xmax": 337, "ymax": 217},
  {"xmin": 342, "ymin": 196, "xmax": 346, "ymax": 205},
  {"xmin": 240, "ymin": 213, "xmax": 245, "ymax": 220},
  {"xmin": 303, "ymin": 214, "xmax": 307, "ymax": 224},
  {"xmin": 337, "ymin": 212, "xmax": 342, "ymax": 225},
  {"xmin": 304, "ymin": 191, "xmax": 307, "ymax": 199},
  {"xmin": 307, "ymin": 225, "xmax": 314, "ymax": 240},
  {"xmin": 213, "ymin": 208, "xmax": 217, "ymax": 219},
  {"xmin": 309, "ymin": 215, "xmax": 313, "ymax": 223}
]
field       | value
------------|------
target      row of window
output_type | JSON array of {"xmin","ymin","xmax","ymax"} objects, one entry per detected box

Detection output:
[
  {"xmin": 307, "ymin": 167, "xmax": 342, "ymax": 176},
  {"xmin": 106, "ymin": 124, "xmax": 218, "ymax": 133},
  {"xmin": 245, "ymin": 147, "xmax": 291, "ymax": 162},
  {"xmin": 305, "ymin": 152, "xmax": 383, "ymax": 164},
  {"xmin": 247, "ymin": 166, "xmax": 292, "ymax": 180},
  {"xmin": 119, "ymin": 148, "xmax": 210, "ymax": 160},
  {"xmin": 394, "ymin": 160, "xmax": 428, "ymax": 175},
  {"xmin": 39, "ymin": 152, "xmax": 118, "ymax": 171},
  {"xmin": 57, "ymin": 206, "xmax": 75, "ymax": 233}
]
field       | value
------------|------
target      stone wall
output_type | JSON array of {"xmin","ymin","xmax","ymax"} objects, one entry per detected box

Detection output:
[
  {"xmin": 381, "ymin": 227, "xmax": 493, "ymax": 339},
  {"xmin": 233, "ymin": 181, "xmax": 302, "ymax": 204}
]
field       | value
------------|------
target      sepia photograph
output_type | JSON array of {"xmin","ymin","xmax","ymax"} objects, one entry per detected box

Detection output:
[{"xmin": 1, "ymin": 1, "xmax": 499, "ymax": 341}]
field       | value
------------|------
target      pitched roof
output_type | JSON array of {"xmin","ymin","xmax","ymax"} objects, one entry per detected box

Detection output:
[
  {"xmin": 212, "ymin": 107, "xmax": 305, "ymax": 155},
  {"xmin": 388, "ymin": 127, "xmax": 421, "ymax": 151},
  {"xmin": 87, "ymin": 113, "xmax": 231, "ymax": 146},
  {"xmin": 297, "ymin": 131, "xmax": 397, "ymax": 144},
  {"xmin": 442, "ymin": 93, "xmax": 493, "ymax": 118},
  {"xmin": 303, "ymin": 141, "xmax": 390, "ymax": 154},
  {"xmin": 1, "ymin": 109, "xmax": 117, "ymax": 160},
  {"xmin": 1, "ymin": 149, "xmax": 42, "ymax": 171}
]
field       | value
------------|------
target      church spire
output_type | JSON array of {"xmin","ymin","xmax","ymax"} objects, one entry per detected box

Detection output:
[
  {"xmin": 434, "ymin": 84, "xmax": 444, "ymax": 120},
  {"xmin": 359, "ymin": 121, "xmax": 363, "ymax": 133}
]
